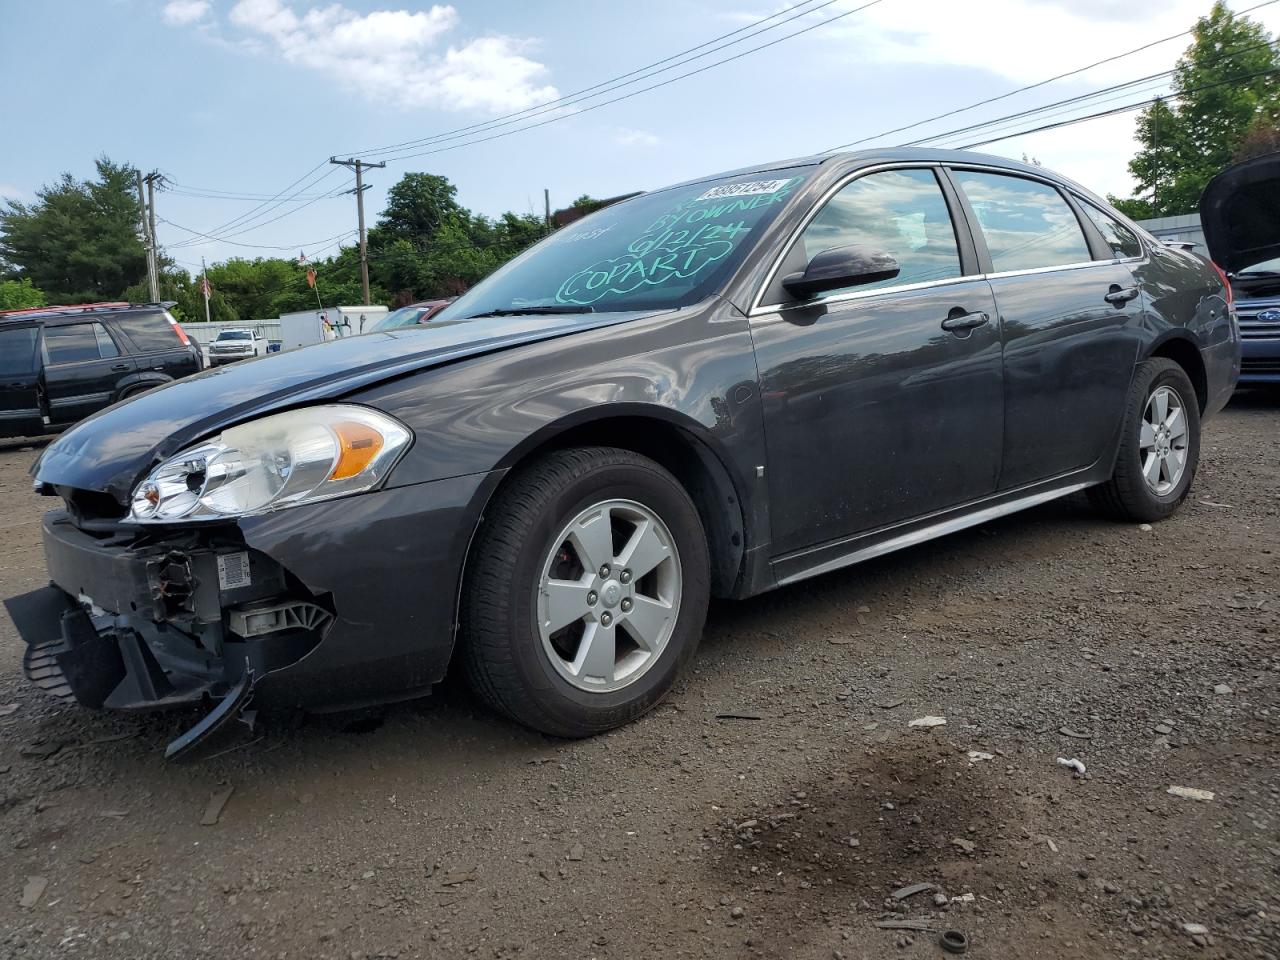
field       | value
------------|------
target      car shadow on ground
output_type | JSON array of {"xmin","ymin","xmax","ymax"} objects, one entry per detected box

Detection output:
[{"xmin": 0, "ymin": 436, "xmax": 51, "ymax": 455}]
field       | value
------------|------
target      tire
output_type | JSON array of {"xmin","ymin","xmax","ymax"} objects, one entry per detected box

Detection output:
[
  {"xmin": 460, "ymin": 447, "xmax": 710, "ymax": 738},
  {"xmin": 1088, "ymin": 358, "xmax": 1201, "ymax": 522}
]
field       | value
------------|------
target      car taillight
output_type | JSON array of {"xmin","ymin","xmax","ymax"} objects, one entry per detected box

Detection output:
[
  {"xmin": 162, "ymin": 310, "xmax": 191, "ymax": 345},
  {"xmin": 1210, "ymin": 261, "xmax": 1234, "ymax": 309}
]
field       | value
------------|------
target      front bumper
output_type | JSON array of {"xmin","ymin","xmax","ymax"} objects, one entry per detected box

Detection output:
[
  {"xmin": 1239, "ymin": 337, "xmax": 1280, "ymax": 382},
  {"xmin": 5, "ymin": 472, "xmax": 500, "ymax": 754}
]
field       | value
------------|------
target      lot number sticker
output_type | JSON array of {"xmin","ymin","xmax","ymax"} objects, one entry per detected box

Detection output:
[{"xmin": 695, "ymin": 179, "xmax": 792, "ymax": 202}]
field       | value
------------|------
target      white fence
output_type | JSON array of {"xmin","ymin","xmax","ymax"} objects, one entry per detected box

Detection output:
[{"xmin": 182, "ymin": 320, "xmax": 283, "ymax": 348}]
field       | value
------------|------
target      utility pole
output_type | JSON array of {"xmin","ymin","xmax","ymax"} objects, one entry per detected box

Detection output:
[
  {"xmin": 1152, "ymin": 97, "xmax": 1161, "ymax": 216},
  {"xmin": 330, "ymin": 157, "xmax": 385, "ymax": 305},
  {"xmin": 137, "ymin": 170, "xmax": 159, "ymax": 302},
  {"xmin": 544, "ymin": 188, "xmax": 551, "ymax": 235}
]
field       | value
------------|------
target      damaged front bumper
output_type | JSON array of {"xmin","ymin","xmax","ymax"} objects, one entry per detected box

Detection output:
[
  {"xmin": 5, "ymin": 473, "xmax": 497, "ymax": 757},
  {"xmin": 6, "ymin": 513, "xmax": 331, "ymax": 756}
]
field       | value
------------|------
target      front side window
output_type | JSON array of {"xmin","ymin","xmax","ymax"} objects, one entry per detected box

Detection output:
[
  {"xmin": 435, "ymin": 167, "xmax": 812, "ymax": 318},
  {"xmin": 953, "ymin": 171, "xmax": 1091, "ymax": 273},
  {"xmin": 1080, "ymin": 202, "xmax": 1143, "ymax": 260},
  {"xmin": 43, "ymin": 323, "xmax": 117, "ymax": 365},
  {"xmin": 781, "ymin": 168, "xmax": 963, "ymax": 300},
  {"xmin": 0, "ymin": 327, "xmax": 39, "ymax": 375}
]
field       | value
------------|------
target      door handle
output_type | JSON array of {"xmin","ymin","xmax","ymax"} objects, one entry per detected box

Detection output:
[
  {"xmin": 111, "ymin": 363, "xmax": 130, "ymax": 371},
  {"xmin": 1104, "ymin": 285, "xmax": 1140, "ymax": 305},
  {"xmin": 941, "ymin": 309, "xmax": 990, "ymax": 332}
]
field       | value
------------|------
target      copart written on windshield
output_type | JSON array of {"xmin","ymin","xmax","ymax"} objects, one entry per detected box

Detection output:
[{"xmin": 554, "ymin": 178, "xmax": 802, "ymax": 306}]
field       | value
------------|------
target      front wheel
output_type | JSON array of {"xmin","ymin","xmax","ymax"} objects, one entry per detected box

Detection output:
[
  {"xmin": 1088, "ymin": 358, "xmax": 1201, "ymax": 522},
  {"xmin": 460, "ymin": 447, "xmax": 710, "ymax": 738}
]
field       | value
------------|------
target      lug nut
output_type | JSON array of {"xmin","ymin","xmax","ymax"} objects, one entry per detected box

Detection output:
[
  {"xmin": 600, "ymin": 612, "xmax": 613, "ymax": 627},
  {"xmin": 619, "ymin": 569, "xmax": 632, "ymax": 584},
  {"xmin": 599, "ymin": 564, "xmax": 611, "ymax": 577},
  {"xmin": 620, "ymin": 598, "xmax": 633, "ymax": 613},
  {"xmin": 586, "ymin": 591, "xmax": 598, "ymax": 606}
]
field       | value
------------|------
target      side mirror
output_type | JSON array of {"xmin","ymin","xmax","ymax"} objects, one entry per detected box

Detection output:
[{"xmin": 782, "ymin": 245, "xmax": 900, "ymax": 300}]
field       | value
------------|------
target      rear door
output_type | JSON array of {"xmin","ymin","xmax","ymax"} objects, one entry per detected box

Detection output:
[
  {"xmin": 107, "ymin": 309, "xmax": 198, "ymax": 379},
  {"xmin": 41, "ymin": 321, "xmax": 135, "ymax": 425},
  {"xmin": 0, "ymin": 323, "xmax": 44, "ymax": 437},
  {"xmin": 948, "ymin": 168, "xmax": 1143, "ymax": 489}
]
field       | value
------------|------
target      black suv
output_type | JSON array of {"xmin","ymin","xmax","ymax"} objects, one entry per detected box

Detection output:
[{"xmin": 0, "ymin": 302, "xmax": 201, "ymax": 439}]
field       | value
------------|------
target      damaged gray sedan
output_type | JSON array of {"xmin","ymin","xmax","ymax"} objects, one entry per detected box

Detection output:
[{"xmin": 6, "ymin": 149, "xmax": 1238, "ymax": 755}]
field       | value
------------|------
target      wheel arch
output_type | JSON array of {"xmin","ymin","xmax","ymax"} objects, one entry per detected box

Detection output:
[
  {"xmin": 113, "ymin": 372, "xmax": 173, "ymax": 403},
  {"xmin": 1145, "ymin": 334, "xmax": 1207, "ymax": 412},
  {"xmin": 480, "ymin": 407, "xmax": 750, "ymax": 600}
]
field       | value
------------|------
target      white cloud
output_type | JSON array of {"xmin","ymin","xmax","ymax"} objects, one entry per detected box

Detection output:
[
  {"xmin": 162, "ymin": 0, "xmax": 211, "ymax": 26},
  {"xmin": 210, "ymin": 0, "xmax": 557, "ymax": 113},
  {"xmin": 614, "ymin": 127, "xmax": 661, "ymax": 147}
]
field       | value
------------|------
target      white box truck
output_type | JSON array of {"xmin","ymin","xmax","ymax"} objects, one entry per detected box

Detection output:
[{"xmin": 277, "ymin": 306, "xmax": 388, "ymax": 351}]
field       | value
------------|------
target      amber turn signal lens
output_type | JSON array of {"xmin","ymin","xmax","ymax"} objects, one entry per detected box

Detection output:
[{"xmin": 329, "ymin": 421, "xmax": 385, "ymax": 481}]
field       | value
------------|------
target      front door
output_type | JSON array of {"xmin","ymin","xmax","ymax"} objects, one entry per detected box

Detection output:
[
  {"xmin": 751, "ymin": 167, "xmax": 1004, "ymax": 558},
  {"xmin": 948, "ymin": 169, "xmax": 1143, "ymax": 489},
  {"xmin": 40, "ymin": 321, "xmax": 135, "ymax": 425},
  {"xmin": 0, "ymin": 323, "xmax": 43, "ymax": 437}
]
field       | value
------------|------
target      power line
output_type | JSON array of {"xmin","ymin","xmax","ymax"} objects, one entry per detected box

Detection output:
[
  {"xmin": 160, "ymin": 217, "xmax": 356, "ymax": 251},
  {"xmin": 343, "ymin": 0, "xmax": 852, "ymax": 161},
  {"xmin": 905, "ymin": 38, "xmax": 1279, "ymax": 148},
  {"xmin": 167, "ymin": 162, "xmax": 338, "ymax": 248},
  {"xmin": 370, "ymin": 0, "xmax": 888, "ymax": 166},
  {"xmin": 822, "ymin": 0, "xmax": 1280, "ymax": 153}
]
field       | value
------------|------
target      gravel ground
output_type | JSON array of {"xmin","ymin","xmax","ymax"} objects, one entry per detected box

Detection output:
[{"xmin": 0, "ymin": 392, "xmax": 1277, "ymax": 960}]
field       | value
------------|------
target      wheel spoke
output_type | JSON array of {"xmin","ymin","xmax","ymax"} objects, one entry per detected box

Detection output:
[
  {"xmin": 568, "ymin": 507, "xmax": 614, "ymax": 575},
  {"xmin": 571, "ymin": 620, "xmax": 616, "ymax": 682},
  {"xmin": 542, "ymin": 579, "xmax": 592, "ymax": 634},
  {"xmin": 1168, "ymin": 446, "xmax": 1186, "ymax": 474},
  {"xmin": 1143, "ymin": 451, "xmax": 1161, "ymax": 487},
  {"xmin": 1139, "ymin": 421, "xmax": 1156, "ymax": 449},
  {"xmin": 623, "ymin": 595, "xmax": 672, "ymax": 652},
  {"xmin": 1165, "ymin": 407, "xmax": 1186, "ymax": 440},
  {"xmin": 1152, "ymin": 389, "xmax": 1169, "ymax": 425},
  {"xmin": 616, "ymin": 519, "xmax": 670, "ymax": 579}
]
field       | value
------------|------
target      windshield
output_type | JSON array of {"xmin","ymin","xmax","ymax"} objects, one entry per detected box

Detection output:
[
  {"xmin": 369, "ymin": 306, "xmax": 427, "ymax": 331},
  {"xmin": 217, "ymin": 331, "xmax": 252, "ymax": 340},
  {"xmin": 437, "ymin": 168, "xmax": 811, "ymax": 319},
  {"xmin": 1239, "ymin": 256, "xmax": 1280, "ymax": 275}
]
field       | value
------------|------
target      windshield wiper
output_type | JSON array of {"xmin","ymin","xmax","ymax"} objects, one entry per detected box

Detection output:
[
  {"xmin": 461, "ymin": 306, "xmax": 595, "ymax": 318},
  {"xmin": 1236, "ymin": 269, "xmax": 1280, "ymax": 278}
]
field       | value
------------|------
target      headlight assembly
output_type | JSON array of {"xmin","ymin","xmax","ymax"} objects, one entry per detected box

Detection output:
[{"xmin": 129, "ymin": 405, "xmax": 411, "ymax": 522}]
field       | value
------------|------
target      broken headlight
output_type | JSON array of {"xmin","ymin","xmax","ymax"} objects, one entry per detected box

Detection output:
[{"xmin": 129, "ymin": 405, "xmax": 411, "ymax": 522}]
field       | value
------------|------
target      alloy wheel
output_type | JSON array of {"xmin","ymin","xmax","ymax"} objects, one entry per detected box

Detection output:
[
  {"xmin": 1139, "ymin": 385, "xmax": 1189, "ymax": 496},
  {"xmin": 536, "ymin": 499, "xmax": 682, "ymax": 693}
]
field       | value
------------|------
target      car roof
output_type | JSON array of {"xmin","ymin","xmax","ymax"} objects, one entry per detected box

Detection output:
[
  {"xmin": 647, "ymin": 147, "xmax": 1098, "ymax": 204},
  {"xmin": 0, "ymin": 302, "xmax": 170, "ymax": 329}
]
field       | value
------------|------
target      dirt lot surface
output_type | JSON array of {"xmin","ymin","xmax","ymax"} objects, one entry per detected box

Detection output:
[{"xmin": 0, "ymin": 393, "xmax": 1277, "ymax": 960}]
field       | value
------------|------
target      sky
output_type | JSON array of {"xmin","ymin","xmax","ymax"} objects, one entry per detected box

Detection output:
[{"xmin": 2, "ymin": 0, "xmax": 1278, "ymax": 270}]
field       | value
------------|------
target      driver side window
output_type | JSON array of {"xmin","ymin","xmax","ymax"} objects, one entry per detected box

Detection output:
[{"xmin": 767, "ymin": 168, "xmax": 963, "ymax": 304}]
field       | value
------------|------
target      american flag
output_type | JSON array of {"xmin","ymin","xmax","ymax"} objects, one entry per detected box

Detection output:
[{"xmin": 200, "ymin": 275, "xmax": 211, "ymax": 300}]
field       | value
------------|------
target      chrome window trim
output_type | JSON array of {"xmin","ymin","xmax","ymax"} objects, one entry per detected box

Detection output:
[
  {"xmin": 752, "ymin": 273, "xmax": 986, "ymax": 317},
  {"xmin": 748, "ymin": 161, "xmax": 968, "ymax": 317}
]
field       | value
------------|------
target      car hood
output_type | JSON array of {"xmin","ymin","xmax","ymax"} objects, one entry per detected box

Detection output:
[
  {"xmin": 35, "ymin": 310, "xmax": 654, "ymax": 502},
  {"xmin": 1199, "ymin": 153, "xmax": 1280, "ymax": 274}
]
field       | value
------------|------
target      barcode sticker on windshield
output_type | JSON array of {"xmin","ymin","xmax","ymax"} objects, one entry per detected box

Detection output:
[
  {"xmin": 696, "ymin": 179, "xmax": 791, "ymax": 202},
  {"xmin": 217, "ymin": 552, "xmax": 251, "ymax": 591}
]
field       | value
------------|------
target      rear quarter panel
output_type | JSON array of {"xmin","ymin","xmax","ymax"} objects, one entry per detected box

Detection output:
[{"xmin": 1132, "ymin": 245, "xmax": 1239, "ymax": 416}]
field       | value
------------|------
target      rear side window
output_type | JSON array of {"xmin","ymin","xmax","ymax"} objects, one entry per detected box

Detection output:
[
  {"xmin": 1080, "ymin": 202, "xmax": 1143, "ymax": 259},
  {"xmin": 0, "ymin": 326, "xmax": 39, "ymax": 375},
  {"xmin": 953, "ymin": 171, "xmax": 1091, "ymax": 273},
  {"xmin": 109, "ymin": 310, "xmax": 179, "ymax": 352},
  {"xmin": 43, "ymin": 322, "xmax": 118, "ymax": 365},
  {"xmin": 778, "ymin": 168, "xmax": 963, "ymax": 300}
]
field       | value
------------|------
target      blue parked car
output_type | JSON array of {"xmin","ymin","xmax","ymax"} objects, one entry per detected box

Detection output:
[{"xmin": 1201, "ymin": 155, "xmax": 1280, "ymax": 384}]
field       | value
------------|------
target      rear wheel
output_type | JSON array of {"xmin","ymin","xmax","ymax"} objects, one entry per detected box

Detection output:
[
  {"xmin": 1088, "ymin": 358, "xmax": 1200, "ymax": 522},
  {"xmin": 461, "ymin": 447, "xmax": 709, "ymax": 737}
]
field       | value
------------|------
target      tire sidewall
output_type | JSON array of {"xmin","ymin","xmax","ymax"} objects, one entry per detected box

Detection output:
[{"xmin": 502, "ymin": 461, "xmax": 709, "ymax": 730}]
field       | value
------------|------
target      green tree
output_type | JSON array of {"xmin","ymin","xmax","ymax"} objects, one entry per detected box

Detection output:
[
  {"xmin": 0, "ymin": 277, "xmax": 46, "ymax": 310},
  {"xmin": 1119, "ymin": 3, "xmax": 1280, "ymax": 216},
  {"xmin": 0, "ymin": 157, "xmax": 147, "ymax": 301},
  {"xmin": 1234, "ymin": 116, "xmax": 1280, "ymax": 160},
  {"xmin": 376, "ymin": 173, "xmax": 466, "ymax": 248}
]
